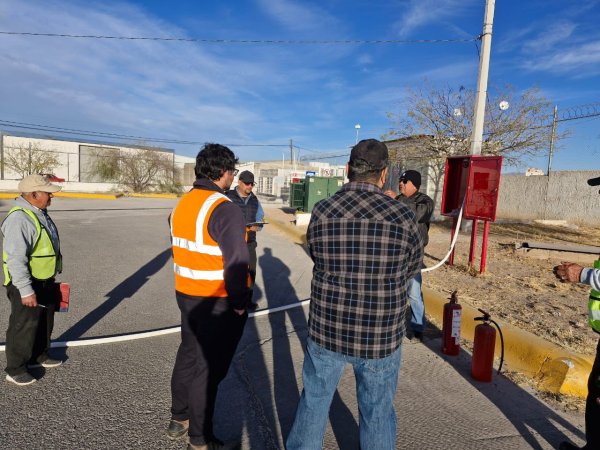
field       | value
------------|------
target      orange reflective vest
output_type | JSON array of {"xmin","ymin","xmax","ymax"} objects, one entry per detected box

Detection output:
[{"xmin": 171, "ymin": 189, "xmax": 231, "ymax": 297}]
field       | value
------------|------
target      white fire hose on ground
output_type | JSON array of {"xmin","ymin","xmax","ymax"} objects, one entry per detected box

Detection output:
[{"xmin": 0, "ymin": 201, "xmax": 465, "ymax": 352}]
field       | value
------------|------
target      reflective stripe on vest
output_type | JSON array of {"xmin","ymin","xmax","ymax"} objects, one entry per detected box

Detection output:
[
  {"xmin": 171, "ymin": 190, "xmax": 229, "ymax": 297},
  {"xmin": 2, "ymin": 207, "xmax": 59, "ymax": 285},
  {"xmin": 589, "ymin": 294, "xmax": 600, "ymax": 333}
]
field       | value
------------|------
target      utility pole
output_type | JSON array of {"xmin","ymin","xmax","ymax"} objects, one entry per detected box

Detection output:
[
  {"xmin": 290, "ymin": 139, "xmax": 294, "ymax": 169},
  {"xmin": 470, "ymin": 0, "xmax": 495, "ymax": 155},
  {"xmin": 547, "ymin": 105, "xmax": 558, "ymax": 175}
]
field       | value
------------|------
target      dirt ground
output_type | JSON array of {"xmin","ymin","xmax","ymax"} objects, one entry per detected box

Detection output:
[
  {"xmin": 423, "ymin": 220, "xmax": 600, "ymax": 358},
  {"xmin": 422, "ymin": 220, "xmax": 600, "ymax": 412}
]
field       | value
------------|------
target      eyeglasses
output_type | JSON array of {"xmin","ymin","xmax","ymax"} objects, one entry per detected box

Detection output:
[
  {"xmin": 399, "ymin": 179, "xmax": 407, "ymax": 184},
  {"xmin": 231, "ymin": 169, "xmax": 239, "ymax": 176},
  {"xmin": 242, "ymin": 181, "xmax": 255, "ymax": 186}
]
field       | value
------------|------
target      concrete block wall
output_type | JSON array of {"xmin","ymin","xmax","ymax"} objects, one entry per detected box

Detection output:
[{"xmin": 496, "ymin": 171, "xmax": 600, "ymax": 225}]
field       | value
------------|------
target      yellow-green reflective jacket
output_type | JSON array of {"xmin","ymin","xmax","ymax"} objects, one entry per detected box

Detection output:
[
  {"xmin": 2, "ymin": 207, "xmax": 62, "ymax": 285},
  {"xmin": 589, "ymin": 260, "xmax": 600, "ymax": 334}
]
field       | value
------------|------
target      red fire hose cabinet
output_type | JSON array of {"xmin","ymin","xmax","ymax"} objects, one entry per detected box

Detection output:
[{"xmin": 441, "ymin": 155, "xmax": 503, "ymax": 221}]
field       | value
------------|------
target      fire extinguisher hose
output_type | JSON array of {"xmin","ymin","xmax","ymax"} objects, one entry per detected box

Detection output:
[
  {"xmin": 490, "ymin": 318, "xmax": 505, "ymax": 374},
  {"xmin": 422, "ymin": 196, "xmax": 466, "ymax": 273}
]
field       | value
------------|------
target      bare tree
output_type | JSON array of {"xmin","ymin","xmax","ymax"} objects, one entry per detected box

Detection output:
[
  {"xmin": 4, "ymin": 143, "xmax": 61, "ymax": 178},
  {"xmin": 89, "ymin": 144, "xmax": 180, "ymax": 193},
  {"xmin": 384, "ymin": 82, "xmax": 567, "ymax": 167}
]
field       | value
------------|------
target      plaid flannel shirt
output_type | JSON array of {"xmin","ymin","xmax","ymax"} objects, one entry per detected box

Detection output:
[{"xmin": 307, "ymin": 181, "xmax": 423, "ymax": 359}]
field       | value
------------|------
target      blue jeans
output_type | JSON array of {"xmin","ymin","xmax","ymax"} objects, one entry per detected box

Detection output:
[
  {"xmin": 286, "ymin": 338, "xmax": 402, "ymax": 450},
  {"xmin": 408, "ymin": 273, "xmax": 425, "ymax": 333}
]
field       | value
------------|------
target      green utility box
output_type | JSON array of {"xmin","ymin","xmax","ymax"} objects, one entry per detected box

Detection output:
[
  {"xmin": 303, "ymin": 176, "xmax": 344, "ymax": 212},
  {"xmin": 327, "ymin": 177, "xmax": 344, "ymax": 196},
  {"xmin": 289, "ymin": 179, "xmax": 305, "ymax": 210}
]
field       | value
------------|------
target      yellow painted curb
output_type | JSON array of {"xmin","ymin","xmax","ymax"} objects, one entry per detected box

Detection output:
[
  {"xmin": 54, "ymin": 192, "xmax": 120, "ymax": 199},
  {"xmin": 126, "ymin": 193, "xmax": 178, "ymax": 199},
  {"xmin": 423, "ymin": 287, "xmax": 594, "ymax": 397},
  {"xmin": 0, "ymin": 191, "xmax": 122, "ymax": 199},
  {"xmin": 264, "ymin": 214, "xmax": 307, "ymax": 246}
]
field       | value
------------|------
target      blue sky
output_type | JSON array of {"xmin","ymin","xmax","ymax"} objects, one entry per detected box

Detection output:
[{"xmin": 0, "ymin": 0, "xmax": 599, "ymax": 172}]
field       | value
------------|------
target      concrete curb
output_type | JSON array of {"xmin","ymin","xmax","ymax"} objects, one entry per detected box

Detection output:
[
  {"xmin": 126, "ymin": 193, "xmax": 178, "ymax": 199},
  {"xmin": 423, "ymin": 287, "xmax": 594, "ymax": 397},
  {"xmin": 266, "ymin": 211, "xmax": 594, "ymax": 398}
]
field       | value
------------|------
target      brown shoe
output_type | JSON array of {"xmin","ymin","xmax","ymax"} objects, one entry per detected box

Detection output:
[{"xmin": 166, "ymin": 419, "xmax": 189, "ymax": 440}]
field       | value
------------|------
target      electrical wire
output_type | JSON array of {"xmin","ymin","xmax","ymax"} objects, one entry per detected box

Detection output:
[
  {"xmin": 0, "ymin": 119, "xmax": 288, "ymax": 148},
  {"xmin": 0, "ymin": 31, "xmax": 479, "ymax": 45}
]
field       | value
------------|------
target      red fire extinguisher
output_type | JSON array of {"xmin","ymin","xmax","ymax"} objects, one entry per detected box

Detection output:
[
  {"xmin": 471, "ymin": 308, "xmax": 504, "ymax": 382},
  {"xmin": 442, "ymin": 291, "xmax": 462, "ymax": 356}
]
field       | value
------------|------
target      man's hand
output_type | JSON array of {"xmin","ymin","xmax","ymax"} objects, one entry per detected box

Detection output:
[
  {"xmin": 21, "ymin": 293, "xmax": 38, "ymax": 308},
  {"xmin": 384, "ymin": 189, "xmax": 397, "ymax": 199},
  {"xmin": 234, "ymin": 308, "xmax": 246, "ymax": 316},
  {"xmin": 553, "ymin": 262, "xmax": 584, "ymax": 283},
  {"xmin": 248, "ymin": 225, "xmax": 260, "ymax": 232}
]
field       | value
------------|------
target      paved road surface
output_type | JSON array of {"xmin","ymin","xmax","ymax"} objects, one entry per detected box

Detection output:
[{"xmin": 0, "ymin": 198, "xmax": 586, "ymax": 449}]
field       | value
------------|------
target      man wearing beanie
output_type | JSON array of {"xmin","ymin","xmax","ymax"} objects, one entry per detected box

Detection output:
[{"xmin": 387, "ymin": 169, "xmax": 434, "ymax": 341}]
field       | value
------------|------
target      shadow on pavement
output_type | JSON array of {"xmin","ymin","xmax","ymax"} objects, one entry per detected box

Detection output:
[
  {"xmin": 53, "ymin": 248, "xmax": 171, "ymax": 354},
  {"xmin": 233, "ymin": 247, "xmax": 357, "ymax": 449}
]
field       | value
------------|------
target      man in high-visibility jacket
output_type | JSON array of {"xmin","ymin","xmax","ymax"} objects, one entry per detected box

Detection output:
[
  {"xmin": 167, "ymin": 143, "xmax": 252, "ymax": 450},
  {"xmin": 2, "ymin": 174, "xmax": 64, "ymax": 387},
  {"xmin": 553, "ymin": 176, "xmax": 600, "ymax": 450}
]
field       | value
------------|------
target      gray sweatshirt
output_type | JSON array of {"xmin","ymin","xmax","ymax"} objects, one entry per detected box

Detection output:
[
  {"xmin": 1, "ymin": 196, "xmax": 61, "ymax": 297},
  {"xmin": 581, "ymin": 268, "xmax": 600, "ymax": 292}
]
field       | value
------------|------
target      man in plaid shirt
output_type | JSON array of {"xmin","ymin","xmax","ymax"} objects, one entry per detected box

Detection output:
[{"xmin": 287, "ymin": 139, "xmax": 423, "ymax": 450}]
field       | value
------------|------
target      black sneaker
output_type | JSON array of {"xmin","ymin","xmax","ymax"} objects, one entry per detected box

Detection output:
[
  {"xmin": 28, "ymin": 358, "xmax": 63, "ymax": 369},
  {"xmin": 6, "ymin": 372, "xmax": 36, "ymax": 386},
  {"xmin": 166, "ymin": 419, "xmax": 189, "ymax": 440}
]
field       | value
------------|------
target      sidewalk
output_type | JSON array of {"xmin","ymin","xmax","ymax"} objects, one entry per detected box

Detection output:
[{"xmin": 237, "ymin": 309, "xmax": 586, "ymax": 449}]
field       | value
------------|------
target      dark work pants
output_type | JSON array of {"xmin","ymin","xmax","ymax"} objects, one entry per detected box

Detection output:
[
  {"xmin": 247, "ymin": 241, "xmax": 257, "ymax": 286},
  {"xmin": 585, "ymin": 338, "xmax": 600, "ymax": 448},
  {"xmin": 5, "ymin": 281, "xmax": 56, "ymax": 377},
  {"xmin": 170, "ymin": 294, "xmax": 247, "ymax": 446}
]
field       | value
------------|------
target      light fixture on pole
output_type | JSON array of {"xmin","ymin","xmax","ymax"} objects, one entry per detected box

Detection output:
[{"xmin": 354, "ymin": 124, "xmax": 361, "ymax": 144}]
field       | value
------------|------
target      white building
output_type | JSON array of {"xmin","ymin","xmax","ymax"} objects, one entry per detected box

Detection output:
[{"xmin": 0, "ymin": 131, "xmax": 195, "ymax": 192}]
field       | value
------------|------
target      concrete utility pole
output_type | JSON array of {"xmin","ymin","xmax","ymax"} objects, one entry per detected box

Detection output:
[
  {"xmin": 547, "ymin": 105, "xmax": 558, "ymax": 175},
  {"xmin": 470, "ymin": 0, "xmax": 496, "ymax": 155}
]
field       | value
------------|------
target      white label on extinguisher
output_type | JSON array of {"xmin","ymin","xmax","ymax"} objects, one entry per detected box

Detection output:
[{"xmin": 451, "ymin": 309, "xmax": 462, "ymax": 341}]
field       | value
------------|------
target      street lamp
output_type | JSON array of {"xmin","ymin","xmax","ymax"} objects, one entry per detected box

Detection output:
[{"xmin": 354, "ymin": 124, "xmax": 361, "ymax": 144}]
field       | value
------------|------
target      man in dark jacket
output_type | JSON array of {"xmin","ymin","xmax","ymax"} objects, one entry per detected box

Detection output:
[
  {"xmin": 386, "ymin": 170, "xmax": 434, "ymax": 341},
  {"xmin": 226, "ymin": 170, "xmax": 264, "ymax": 296}
]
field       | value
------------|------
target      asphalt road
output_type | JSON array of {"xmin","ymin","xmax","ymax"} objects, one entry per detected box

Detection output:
[{"xmin": 0, "ymin": 197, "xmax": 587, "ymax": 449}]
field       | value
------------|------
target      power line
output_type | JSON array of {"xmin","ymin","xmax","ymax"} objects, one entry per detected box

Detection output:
[
  {"xmin": 0, "ymin": 119, "xmax": 288, "ymax": 148},
  {"xmin": 0, "ymin": 30, "xmax": 479, "ymax": 45}
]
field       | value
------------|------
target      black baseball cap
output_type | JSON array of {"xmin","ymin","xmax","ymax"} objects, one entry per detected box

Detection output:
[
  {"xmin": 238, "ymin": 170, "xmax": 255, "ymax": 183},
  {"xmin": 400, "ymin": 170, "xmax": 421, "ymax": 188},
  {"xmin": 588, "ymin": 176, "xmax": 600, "ymax": 186},
  {"xmin": 349, "ymin": 139, "xmax": 389, "ymax": 171}
]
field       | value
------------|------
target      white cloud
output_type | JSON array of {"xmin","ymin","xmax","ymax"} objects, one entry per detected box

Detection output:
[
  {"xmin": 394, "ymin": 0, "xmax": 475, "ymax": 37},
  {"xmin": 0, "ymin": 0, "xmax": 354, "ymax": 157},
  {"xmin": 523, "ymin": 21, "xmax": 577, "ymax": 53},
  {"xmin": 254, "ymin": 0, "xmax": 341, "ymax": 33},
  {"xmin": 524, "ymin": 40, "xmax": 600, "ymax": 76}
]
